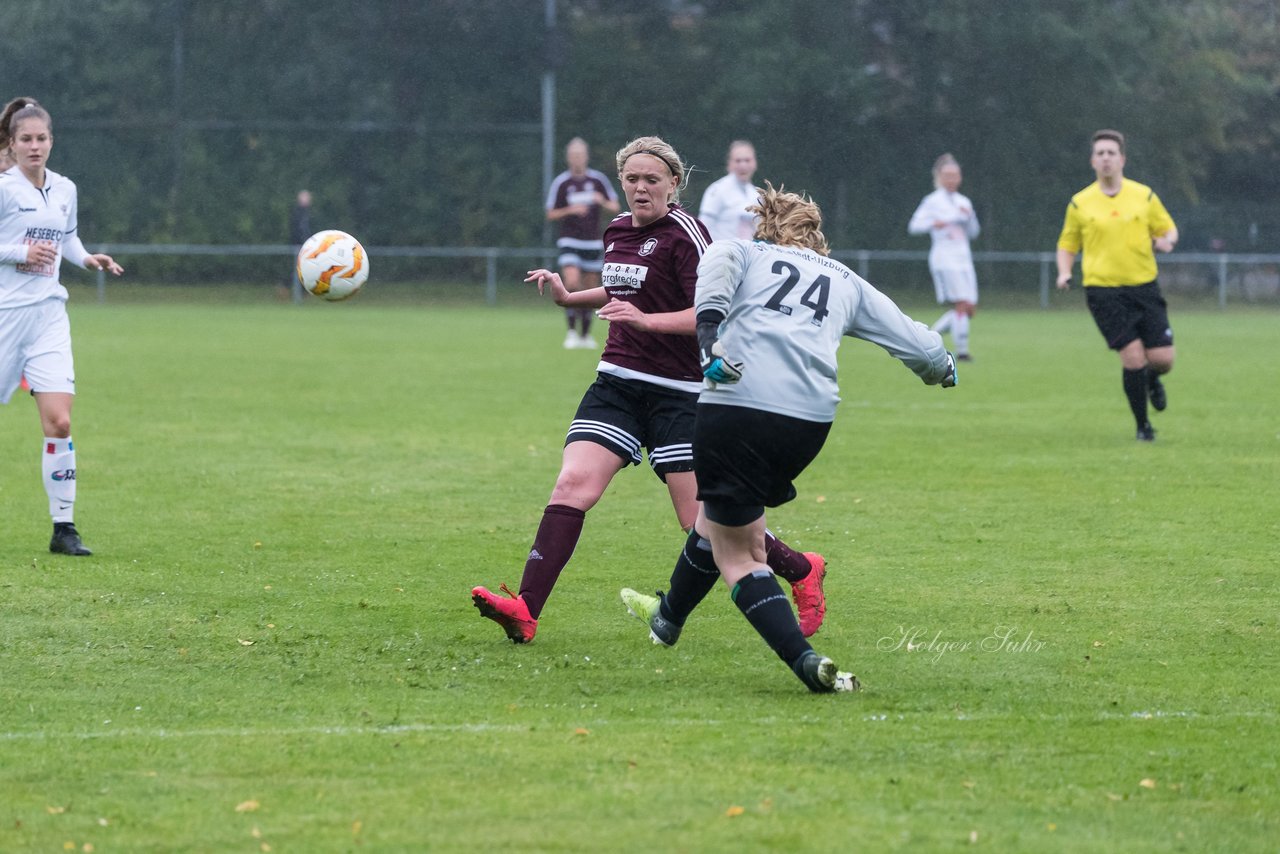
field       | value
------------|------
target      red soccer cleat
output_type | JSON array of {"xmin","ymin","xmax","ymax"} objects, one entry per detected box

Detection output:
[
  {"xmin": 471, "ymin": 583, "xmax": 537, "ymax": 644},
  {"xmin": 789, "ymin": 553, "xmax": 827, "ymax": 638}
]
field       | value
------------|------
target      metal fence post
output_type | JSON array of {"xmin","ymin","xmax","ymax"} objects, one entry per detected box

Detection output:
[
  {"xmin": 486, "ymin": 250, "xmax": 498, "ymax": 306},
  {"xmin": 1218, "ymin": 254, "xmax": 1228, "ymax": 309},
  {"xmin": 1039, "ymin": 255, "xmax": 1050, "ymax": 309}
]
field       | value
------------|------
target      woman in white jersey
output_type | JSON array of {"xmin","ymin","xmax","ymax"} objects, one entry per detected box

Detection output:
[
  {"xmin": 623, "ymin": 183, "xmax": 956, "ymax": 693},
  {"xmin": 0, "ymin": 97, "xmax": 123, "ymax": 555},
  {"xmin": 908, "ymin": 153, "xmax": 980, "ymax": 360}
]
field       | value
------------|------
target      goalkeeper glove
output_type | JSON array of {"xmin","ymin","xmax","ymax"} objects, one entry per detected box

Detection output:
[
  {"xmin": 941, "ymin": 352, "xmax": 958, "ymax": 388},
  {"xmin": 696, "ymin": 314, "xmax": 743, "ymax": 385}
]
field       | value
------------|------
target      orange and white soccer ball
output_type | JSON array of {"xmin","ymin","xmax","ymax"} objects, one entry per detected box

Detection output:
[{"xmin": 296, "ymin": 230, "xmax": 368, "ymax": 301}]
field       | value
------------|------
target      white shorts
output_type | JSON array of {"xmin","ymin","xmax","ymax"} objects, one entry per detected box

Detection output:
[
  {"xmin": 0, "ymin": 298, "xmax": 76, "ymax": 404},
  {"xmin": 930, "ymin": 266, "xmax": 978, "ymax": 304},
  {"xmin": 556, "ymin": 238, "xmax": 606, "ymax": 273}
]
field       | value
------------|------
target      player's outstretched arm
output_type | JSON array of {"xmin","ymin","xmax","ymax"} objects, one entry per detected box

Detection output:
[
  {"xmin": 850, "ymin": 284, "xmax": 953, "ymax": 385},
  {"xmin": 524, "ymin": 268, "xmax": 607, "ymax": 308}
]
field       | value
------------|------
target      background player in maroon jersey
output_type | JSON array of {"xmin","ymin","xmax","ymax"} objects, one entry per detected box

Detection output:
[
  {"xmin": 472, "ymin": 137, "xmax": 826, "ymax": 644},
  {"xmin": 545, "ymin": 137, "xmax": 619, "ymax": 349}
]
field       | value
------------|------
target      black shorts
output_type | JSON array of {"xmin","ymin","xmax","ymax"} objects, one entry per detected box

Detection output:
[
  {"xmin": 1085, "ymin": 281, "xmax": 1174, "ymax": 350},
  {"xmin": 694, "ymin": 403, "xmax": 831, "ymax": 526},
  {"xmin": 566, "ymin": 373, "xmax": 696, "ymax": 481}
]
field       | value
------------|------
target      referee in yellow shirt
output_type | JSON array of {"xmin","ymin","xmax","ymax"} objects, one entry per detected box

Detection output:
[{"xmin": 1056, "ymin": 129, "xmax": 1178, "ymax": 442}]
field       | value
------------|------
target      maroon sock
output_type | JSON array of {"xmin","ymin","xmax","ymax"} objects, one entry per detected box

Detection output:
[
  {"xmin": 518, "ymin": 504, "xmax": 586, "ymax": 619},
  {"xmin": 765, "ymin": 531, "xmax": 811, "ymax": 583}
]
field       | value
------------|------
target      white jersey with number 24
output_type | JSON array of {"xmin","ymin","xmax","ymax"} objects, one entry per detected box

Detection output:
[{"xmin": 695, "ymin": 239, "xmax": 951, "ymax": 422}]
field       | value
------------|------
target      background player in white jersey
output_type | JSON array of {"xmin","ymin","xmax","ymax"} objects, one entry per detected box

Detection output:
[
  {"xmin": 698, "ymin": 140, "xmax": 759, "ymax": 242},
  {"xmin": 908, "ymin": 153, "xmax": 980, "ymax": 360},
  {"xmin": 545, "ymin": 137, "xmax": 620, "ymax": 349},
  {"xmin": 471, "ymin": 138, "xmax": 826, "ymax": 645},
  {"xmin": 621, "ymin": 183, "xmax": 956, "ymax": 693},
  {"xmin": 0, "ymin": 97, "xmax": 123, "ymax": 556}
]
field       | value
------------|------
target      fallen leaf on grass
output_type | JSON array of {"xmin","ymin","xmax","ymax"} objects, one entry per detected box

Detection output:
[
  {"xmin": 968, "ymin": 830, "xmax": 979, "ymax": 844},
  {"xmin": 725, "ymin": 806, "xmax": 744, "ymax": 817},
  {"xmin": 238, "ymin": 639, "xmax": 255, "ymax": 646},
  {"xmin": 352, "ymin": 820, "xmax": 363, "ymax": 836},
  {"xmin": 1107, "ymin": 792, "xmax": 1123, "ymax": 801},
  {"xmin": 1139, "ymin": 778, "xmax": 1157, "ymax": 789},
  {"xmin": 235, "ymin": 800, "xmax": 260, "ymax": 813},
  {"xmin": 46, "ymin": 806, "xmax": 67, "ymax": 815},
  {"xmin": 573, "ymin": 728, "xmax": 589, "ymax": 736}
]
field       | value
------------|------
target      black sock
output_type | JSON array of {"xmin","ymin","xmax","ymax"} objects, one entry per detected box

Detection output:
[
  {"xmin": 660, "ymin": 528, "xmax": 720, "ymax": 626},
  {"xmin": 1122, "ymin": 368, "xmax": 1149, "ymax": 428},
  {"xmin": 731, "ymin": 570, "xmax": 811, "ymax": 668}
]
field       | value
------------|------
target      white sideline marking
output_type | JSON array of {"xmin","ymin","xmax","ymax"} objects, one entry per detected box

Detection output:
[
  {"xmin": 2, "ymin": 710, "xmax": 1272, "ymax": 743},
  {"xmin": 0, "ymin": 722, "xmax": 528, "ymax": 743}
]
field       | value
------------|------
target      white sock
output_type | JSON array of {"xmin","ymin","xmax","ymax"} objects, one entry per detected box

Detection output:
[
  {"xmin": 954, "ymin": 314, "xmax": 971, "ymax": 355},
  {"xmin": 932, "ymin": 310, "xmax": 955, "ymax": 334},
  {"xmin": 43, "ymin": 436, "xmax": 76, "ymax": 523}
]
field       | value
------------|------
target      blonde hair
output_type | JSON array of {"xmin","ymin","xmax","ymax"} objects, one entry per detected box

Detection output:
[
  {"xmin": 615, "ymin": 135, "xmax": 687, "ymax": 204},
  {"xmin": 749, "ymin": 181, "xmax": 829, "ymax": 256},
  {"xmin": 932, "ymin": 153, "xmax": 960, "ymax": 187}
]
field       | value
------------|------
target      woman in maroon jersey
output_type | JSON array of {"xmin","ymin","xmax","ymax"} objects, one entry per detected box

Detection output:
[{"xmin": 471, "ymin": 136, "xmax": 825, "ymax": 644}]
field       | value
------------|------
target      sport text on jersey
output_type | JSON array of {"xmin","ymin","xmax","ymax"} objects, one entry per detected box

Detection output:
[{"xmin": 602, "ymin": 262, "xmax": 649, "ymax": 293}]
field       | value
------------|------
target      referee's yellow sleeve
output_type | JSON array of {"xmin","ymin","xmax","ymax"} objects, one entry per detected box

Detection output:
[
  {"xmin": 1057, "ymin": 203, "xmax": 1082, "ymax": 254},
  {"xmin": 1148, "ymin": 193, "xmax": 1175, "ymax": 236}
]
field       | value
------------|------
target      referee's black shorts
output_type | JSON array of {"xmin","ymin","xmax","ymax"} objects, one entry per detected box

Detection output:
[
  {"xmin": 1084, "ymin": 281, "xmax": 1174, "ymax": 350},
  {"xmin": 694, "ymin": 402, "xmax": 831, "ymax": 527}
]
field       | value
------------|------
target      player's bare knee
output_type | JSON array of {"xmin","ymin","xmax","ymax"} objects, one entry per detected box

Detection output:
[
  {"xmin": 43, "ymin": 414, "xmax": 72, "ymax": 438},
  {"xmin": 548, "ymin": 468, "xmax": 605, "ymax": 509},
  {"xmin": 1147, "ymin": 347, "xmax": 1175, "ymax": 373}
]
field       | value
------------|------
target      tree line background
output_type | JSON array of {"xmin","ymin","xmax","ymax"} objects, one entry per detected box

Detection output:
[{"xmin": 4, "ymin": 0, "xmax": 1278, "ymax": 261}]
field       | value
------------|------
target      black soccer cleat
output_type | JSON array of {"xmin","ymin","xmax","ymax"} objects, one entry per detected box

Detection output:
[
  {"xmin": 1148, "ymin": 373, "xmax": 1167, "ymax": 412},
  {"xmin": 49, "ymin": 522, "xmax": 92, "ymax": 556},
  {"xmin": 1135, "ymin": 423, "xmax": 1156, "ymax": 443},
  {"xmin": 792, "ymin": 650, "xmax": 860, "ymax": 693}
]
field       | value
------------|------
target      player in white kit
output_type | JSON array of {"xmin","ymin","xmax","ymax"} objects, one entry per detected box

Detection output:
[
  {"xmin": 697, "ymin": 140, "xmax": 759, "ymax": 242},
  {"xmin": 1, "ymin": 98, "xmax": 123, "ymax": 555},
  {"xmin": 908, "ymin": 153, "xmax": 980, "ymax": 360},
  {"xmin": 622, "ymin": 183, "xmax": 956, "ymax": 692}
]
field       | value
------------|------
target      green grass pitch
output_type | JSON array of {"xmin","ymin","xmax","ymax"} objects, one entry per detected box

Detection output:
[{"xmin": 1, "ymin": 297, "xmax": 1277, "ymax": 851}]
